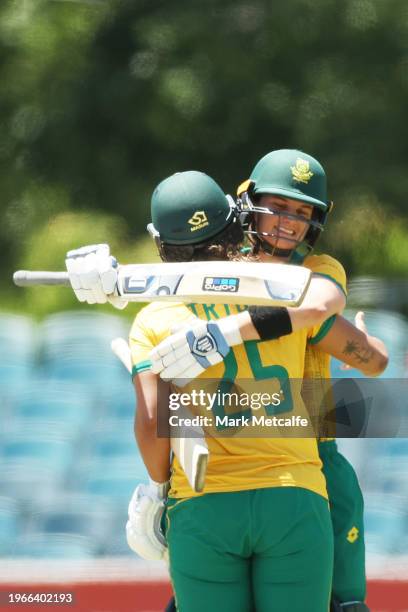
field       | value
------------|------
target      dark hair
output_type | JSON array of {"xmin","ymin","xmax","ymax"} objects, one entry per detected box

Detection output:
[{"xmin": 159, "ymin": 219, "xmax": 244, "ymax": 263}]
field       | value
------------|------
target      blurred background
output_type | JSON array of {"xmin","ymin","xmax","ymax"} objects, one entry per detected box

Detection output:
[{"xmin": 0, "ymin": 0, "xmax": 407, "ymax": 610}]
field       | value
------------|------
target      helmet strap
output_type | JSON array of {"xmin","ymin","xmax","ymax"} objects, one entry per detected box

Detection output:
[{"xmin": 257, "ymin": 238, "xmax": 293, "ymax": 259}]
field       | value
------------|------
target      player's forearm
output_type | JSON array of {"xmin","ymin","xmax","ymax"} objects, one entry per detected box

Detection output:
[
  {"xmin": 221, "ymin": 277, "xmax": 346, "ymax": 343},
  {"xmin": 317, "ymin": 316, "xmax": 389, "ymax": 376},
  {"xmin": 361, "ymin": 336, "xmax": 389, "ymax": 376},
  {"xmin": 221, "ymin": 304, "xmax": 324, "ymax": 342},
  {"xmin": 344, "ymin": 333, "xmax": 388, "ymax": 376},
  {"xmin": 133, "ymin": 372, "xmax": 171, "ymax": 483},
  {"xmin": 287, "ymin": 276, "xmax": 346, "ymax": 332},
  {"xmin": 232, "ymin": 311, "xmax": 259, "ymax": 340},
  {"xmin": 135, "ymin": 412, "xmax": 171, "ymax": 483}
]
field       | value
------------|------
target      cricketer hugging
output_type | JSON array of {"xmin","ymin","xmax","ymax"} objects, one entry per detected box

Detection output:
[{"xmin": 17, "ymin": 149, "xmax": 389, "ymax": 612}]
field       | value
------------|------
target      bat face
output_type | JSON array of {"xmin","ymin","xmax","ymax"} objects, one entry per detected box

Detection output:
[
  {"xmin": 13, "ymin": 261, "xmax": 312, "ymax": 307},
  {"xmin": 122, "ymin": 273, "xmax": 183, "ymax": 297},
  {"xmin": 116, "ymin": 261, "xmax": 311, "ymax": 307}
]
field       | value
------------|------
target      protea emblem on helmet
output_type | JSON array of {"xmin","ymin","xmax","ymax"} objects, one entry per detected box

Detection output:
[
  {"xmin": 291, "ymin": 158, "xmax": 314, "ymax": 184},
  {"xmin": 188, "ymin": 211, "xmax": 209, "ymax": 232}
]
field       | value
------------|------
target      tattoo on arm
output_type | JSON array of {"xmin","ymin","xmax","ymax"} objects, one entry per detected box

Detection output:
[{"xmin": 342, "ymin": 339, "xmax": 374, "ymax": 364}]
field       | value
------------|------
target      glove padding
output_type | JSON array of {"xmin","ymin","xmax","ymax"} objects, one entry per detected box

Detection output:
[
  {"xmin": 65, "ymin": 244, "xmax": 127, "ymax": 309},
  {"xmin": 150, "ymin": 317, "xmax": 242, "ymax": 386},
  {"xmin": 126, "ymin": 480, "xmax": 169, "ymax": 561}
]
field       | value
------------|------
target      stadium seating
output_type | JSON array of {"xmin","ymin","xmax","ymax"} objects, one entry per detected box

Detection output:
[
  {"xmin": 363, "ymin": 493, "xmax": 408, "ymax": 555},
  {"xmin": 0, "ymin": 314, "xmax": 36, "ymax": 390},
  {"xmin": 86, "ymin": 425, "xmax": 138, "ymax": 461},
  {"xmin": 98, "ymin": 383, "xmax": 136, "ymax": 422},
  {"xmin": 0, "ymin": 308, "xmax": 406, "ymax": 561},
  {"xmin": 12, "ymin": 533, "xmax": 97, "ymax": 558},
  {"xmin": 39, "ymin": 311, "xmax": 130, "ymax": 388},
  {"xmin": 77, "ymin": 457, "xmax": 148, "ymax": 502},
  {"xmin": 26, "ymin": 492, "xmax": 120, "ymax": 555},
  {"xmin": 39, "ymin": 311, "xmax": 128, "ymax": 353},
  {"xmin": 3, "ymin": 380, "xmax": 93, "ymax": 440},
  {"xmin": 0, "ymin": 496, "xmax": 21, "ymax": 556}
]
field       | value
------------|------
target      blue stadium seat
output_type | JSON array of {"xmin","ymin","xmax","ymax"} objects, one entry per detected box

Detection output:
[
  {"xmin": 28, "ymin": 500, "xmax": 117, "ymax": 554},
  {"xmin": 40, "ymin": 311, "xmax": 129, "ymax": 360},
  {"xmin": 99, "ymin": 384, "xmax": 135, "ymax": 421},
  {"xmin": 0, "ymin": 497, "xmax": 21, "ymax": 556},
  {"xmin": 78, "ymin": 457, "xmax": 148, "ymax": 502},
  {"xmin": 88, "ymin": 428, "xmax": 138, "ymax": 461},
  {"xmin": 0, "ymin": 315, "xmax": 36, "ymax": 391},
  {"xmin": 4, "ymin": 380, "xmax": 93, "ymax": 438},
  {"xmin": 101, "ymin": 532, "xmax": 135, "ymax": 557},
  {"xmin": 381, "ymin": 439, "xmax": 408, "ymax": 457},
  {"xmin": 98, "ymin": 503, "xmax": 136, "ymax": 556},
  {"xmin": 83, "ymin": 474, "xmax": 138, "ymax": 501},
  {"xmin": 41, "ymin": 310, "xmax": 128, "ymax": 336},
  {"xmin": 0, "ymin": 433, "xmax": 74, "ymax": 503},
  {"xmin": 364, "ymin": 501, "xmax": 407, "ymax": 554},
  {"xmin": 45, "ymin": 361, "xmax": 128, "ymax": 388},
  {"xmin": 0, "ymin": 462, "xmax": 66, "ymax": 504},
  {"xmin": 38, "ymin": 311, "xmax": 131, "ymax": 388},
  {"xmin": 1, "ymin": 436, "xmax": 73, "ymax": 467},
  {"xmin": 11, "ymin": 533, "xmax": 96, "ymax": 558},
  {"xmin": 0, "ymin": 364, "xmax": 35, "ymax": 390}
]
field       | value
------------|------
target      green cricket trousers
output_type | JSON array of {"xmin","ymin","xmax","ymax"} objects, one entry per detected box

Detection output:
[{"xmin": 165, "ymin": 487, "xmax": 333, "ymax": 612}]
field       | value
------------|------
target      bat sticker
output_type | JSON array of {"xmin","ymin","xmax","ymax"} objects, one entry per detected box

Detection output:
[{"xmin": 202, "ymin": 277, "xmax": 240, "ymax": 293}]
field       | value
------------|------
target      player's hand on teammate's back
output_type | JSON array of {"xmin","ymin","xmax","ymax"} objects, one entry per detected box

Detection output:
[
  {"xmin": 150, "ymin": 318, "xmax": 242, "ymax": 386},
  {"xmin": 126, "ymin": 480, "xmax": 169, "ymax": 561},
  {"xmin": 65, "ymin": 244, "xmax": 127, "ymax": 309}
]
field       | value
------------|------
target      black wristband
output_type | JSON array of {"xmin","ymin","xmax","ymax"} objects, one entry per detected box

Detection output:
[{"xmin": 248, "ymin": 306, "xmax": 292, "ymax": 341}]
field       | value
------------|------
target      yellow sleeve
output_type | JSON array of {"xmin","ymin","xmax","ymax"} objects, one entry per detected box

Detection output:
[
  {"xmin": 304, "ymin": 253, "xmax": 347, "ymax": 297},
  {"xmin": 304, "ymin": 253, "xmax": 347, "ymax": 343},
  {"xmin": 129, "ymin": 308, "xmax": 156, "ymax": 376},
  {"xmin": 128, "ymin": 302, "xmax": 195, "ymax": 376}
]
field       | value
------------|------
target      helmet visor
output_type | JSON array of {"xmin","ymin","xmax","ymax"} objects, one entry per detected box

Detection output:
[{"xmin": 242, "ymin": 197, "xmax": 323, "ymax": 249}]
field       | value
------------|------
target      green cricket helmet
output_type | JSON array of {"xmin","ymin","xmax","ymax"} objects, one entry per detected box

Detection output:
[
  {"xmin": 148, "ymin": 171, "xmax": 238, "ymax": 246},
  {"xmin": 237, "ymin": 149, "xmax": 333, "ymax": 262}
]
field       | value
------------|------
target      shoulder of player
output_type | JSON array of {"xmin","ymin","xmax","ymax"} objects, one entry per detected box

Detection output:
[
  {"xmin": 132, "ymin": 301, "xmax": 186, "ymax": 317},
  {"xmin": 304, "ymin": 253, "xmax": 347, "ymax": 295},
  {"xmin": 303, "ymin": 253, "xmax": 343, "ymax": 272},
  {"xmin": 130, "ymin": 301, "xmax": 193, "ymax": 331}
]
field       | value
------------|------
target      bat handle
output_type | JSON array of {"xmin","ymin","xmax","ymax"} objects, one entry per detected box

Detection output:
[{"xmin": 13, "ymin": 270, "xmax": 71, "ymax": 287}]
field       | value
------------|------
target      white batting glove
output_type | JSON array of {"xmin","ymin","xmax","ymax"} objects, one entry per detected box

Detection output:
[
  {"xmin": 150, "ymin": 317, "xmax": 242, "ymax": 386},
  {"xmin": 65, "ymin": 244, "xmax": 127, "ymax": 309},
  {"xmin": 126, "ymin": 480, "xmax": 169, "ymax": 561}
]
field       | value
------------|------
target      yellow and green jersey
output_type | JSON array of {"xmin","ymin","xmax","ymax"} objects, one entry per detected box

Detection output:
[
  {"xmin": 303, "ymin": 254, "xmax": 348, "ymax": 442},
  {"xmin": 129, "ymin": 253, "xmax": 346, "ymax": 500}
]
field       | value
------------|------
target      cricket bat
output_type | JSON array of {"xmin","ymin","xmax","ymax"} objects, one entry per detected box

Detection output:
[
  {"xmin": 111, "ymin": 337, "xmax": 209, "ymax": 493},
  {"xmin": 13, "ymin": 261, "xmax": 311, "ymax": 307}
]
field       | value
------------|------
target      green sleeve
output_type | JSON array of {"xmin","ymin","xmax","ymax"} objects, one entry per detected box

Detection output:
[
  {"xmin": 308, "ymin": 315, "xmax": 337, "ymax": 345},
  {"xmin": 131, "ymin": 359, "xmax": 152, "ymax": 377}
]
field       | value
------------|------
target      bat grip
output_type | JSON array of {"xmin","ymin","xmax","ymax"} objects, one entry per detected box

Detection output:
[{"xmin": 13, "ymin": 270, "xmax": 71, "ymax": 287}]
